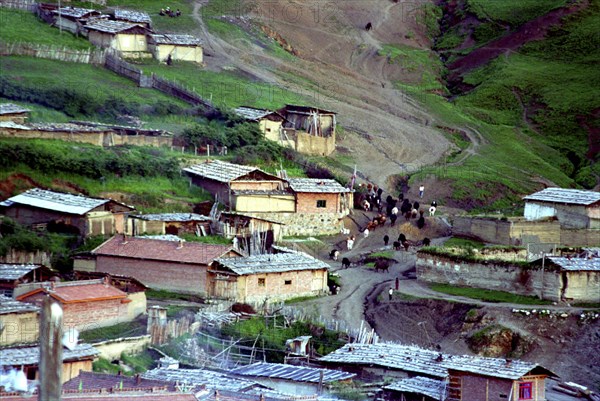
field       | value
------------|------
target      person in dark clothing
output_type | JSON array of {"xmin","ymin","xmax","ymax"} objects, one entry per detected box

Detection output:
[{"xmin": 383, "ymin": 235, "xmax": 389, "ymax": 246}]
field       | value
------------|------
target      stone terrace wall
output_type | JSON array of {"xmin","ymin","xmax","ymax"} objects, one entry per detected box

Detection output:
[
  {"xmin": 248, "ymin": 212, "xmax": 345, "ymax": 236},
  {"xmin": 452, "ymin": 216, "xmax": 562, "ymax": 245}
]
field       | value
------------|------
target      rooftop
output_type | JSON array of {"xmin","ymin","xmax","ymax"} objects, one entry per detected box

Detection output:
[
  {"xmin": 85, "ymin": 19, "xmax": 145, "ymax": 34},
  {"xmin": 0, "ymin": 188, "xmax": 111, "ymax": 215},
  {"xmin": 234, "ymin": 107, "xmax": 283, "ymax": 121},
  {"xmin": 53, "ymin": 6, "xmax": 98, "ymax": 18},
  {"xmin": 150, "ymin": 33, "xmax": 202, "ymax": 45},
  {"xmin": 62, "ymin": 370, "xmax": 204, "ymax": 393},
  {"xmin": 142, "ymin": 368, "xmax": 262, "ymax": 392},
  {"xmin": 288, "ymin": 178, "xmax": 350, "ymax": 193},
  {"xmin": 132, "ymin": 213, "xmax": 210, "ymax": 222},
  {"xmin": 114, "ymin": 9, "xmax": 152, "ymax": 23},
  {"xmin": 523, "ymin": 188, "xmax": 600, "ymax": 206},
  {"xmin": 183, "ymin": 160, "xmax": 260, "ymax": 183},
  {"xmin": 2, "ymin": 394, "xmax": 198, "ymax": 401},
  {"xmin": 93, "ymin": 235, "xmax": 235, "ymax": 265},
  {"xmin": 0, "ymin": 263, "xmax": 42, "ymax": 281},
  {"xmin": 0, "ymin": 103, "xmax": 30, "ymax": 115},
  {"xmin": 214, "ymin": 252, "xmax": 329, "ymax": 276},
  {"xmin": 0, "ymin": 294, "xmax": 39, "ymax": 315},
  {"xmin": 17, "ymin": 279, "xmax": 127, "ymax": 303},
  {"xmin": 281, "ymin": 105, "xmax": 336, "ymax": 115},
  {"xmin": 384, "ymin": 376, "xmax": 446, "ymax": 400},
  {"xmin": 0, "ymin": 343, "xmax": 98, "ymax": 365},
  {"xmin": 547, "ymin": 256, "xmax": 600, "ymax": 271},
  {"xmin": 229, "ymin": 362, "xmax": 355, "ymax": 383}
]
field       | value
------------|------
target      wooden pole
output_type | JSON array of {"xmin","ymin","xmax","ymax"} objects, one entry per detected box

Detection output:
[{"xmin": 40, "ymin": 298, "xmax": 63, "ymax": 401}]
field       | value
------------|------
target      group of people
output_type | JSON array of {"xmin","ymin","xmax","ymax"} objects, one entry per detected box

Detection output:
[{"xmin": 159, "ymin": 7, "xmax": 181, "ymax": 17}]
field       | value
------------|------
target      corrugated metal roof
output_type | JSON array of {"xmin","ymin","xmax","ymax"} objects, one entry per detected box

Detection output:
[
  {"xmin": 0, "ymin": 263, "xmax": 41, "ymax": 280},
  {"xmin": 288, "ymin": 178, "xmax": 350, "ymax": 193},
  {"xmin": 319, "ymin": 343, "xmax": 543, "ymax": 380},
  {"xmin": 0, "ymin": 188, "xmax": 109, "ymax": 215},
  {"xmin": 183, "ymin": 160, "xmax": 260, "ymax": 183},
  {"xmin": 384, "ymin": 376, "xmax": 446, "ymax": 400},
  {"xmin": 547, "ymin": 257, "xmax": 600, "ymax": 271},
  {"xmin": 53, "ymin": 6, "xmax": 98, "ymax": 18},
  {"xmin": 114, "ymin": 9, "xmax": 152, "ymax": 23},
  {"xmin": 142, "ymin": 368, "xmax": 262, "ymax": 392},
  {"xmin": 0, "ymin": 294, "xmax": 39, "ymax": 315},
  {"xmin": 229, "ymin": 362, "xmax": 355, "ymax": 383},
  {"xmin": 85, "ymin": 19, "xmax": 144, "ymax": 34},
  {"xmin": 215, "ymin": 252, "xmax": 329, "ymax": 275},
  {"xmin": 150, "ymin": 34, "xmax": 202, "ymax": 45},
  {"xmin": 133, "ymin": 213, "xmax": 210, "ymax": 222},
  {"xmin": 234, "ymin": 107, "xmax": 282, "ymax": 121},
  {"xmin": 0, "ymin": 103, "xmax": 30, "ymax": 115},
  {"xmin": 523, "ymin": 188, "xmax": 600, "ymax": 206},
  {"xmin": 0, "ymin": 343, "xmax": 98, "ymax": 365},
  {"xmin": 62, "ymin": 371, "xmax": 203, "ymax": 393}
]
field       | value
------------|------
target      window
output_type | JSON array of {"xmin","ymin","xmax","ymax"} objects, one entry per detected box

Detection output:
[
  {"xmin": 316, "ymin": 200, "xmax": 327, "ymax": 208},
  {"xmin": 258, "ymin": 278, "xmax": 265, "ymax": 286},
  {"xmin": 284, "ymin": 280, "xmax": 292, "ymax": 285},
  {"xmin": 519, "ymin": 382, "xmax": 533, "ymax": 400}
]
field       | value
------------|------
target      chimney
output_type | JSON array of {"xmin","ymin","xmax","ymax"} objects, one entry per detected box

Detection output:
[
  {"xmin": 505, "ymin": 359, "xmax": 513, "ymax": 367},
  {"xmin": 122, "ymin": 233, "xmax": 128, "ymax": 245},
  {"xmin": 177, "ymin": 240, "xmax": 184, "ymax": 249}
]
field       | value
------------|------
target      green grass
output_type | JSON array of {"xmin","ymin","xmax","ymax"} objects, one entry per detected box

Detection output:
[
  {"xmin": 0, "ymin": 98, "xmax": 71, "ymax": 123},
  {"xmin": 444, "ymin": 237, "xmax": 486, "ymax": 249},
  {"xmin": 105, "ymin": 0, "xmax": 196, "ymax": 33},
  {"xmin": 0, "ymin": 8, "xmax": 93, "ymax": 49},
  {"xmin": 145, "ymin": 289, "xmax": 204, "ymax": 303},
  {"xmin": 93, "ymin": 350, "xmax": 155, "ymax": 375},
  {"xmin": 466, "ymin": 0, "xmax": 570, "ymax": 26},
  {"xmin": 430, "ymin": 283, "xmax": 553, "ymax": 305},
  {"xmin": 284, "ymin": 295, "xmax": 321, "ymax": 304},
  {"xmin": 368, "ymin": 251, "xmax": 395, "ymax": 259},
  {"xmin": 79, "ymin": 320, "xmax": 147, "ymax": 342},
  {"xmin": 379, "ymin": 44, "xmax": 446, "ymax": 92}
]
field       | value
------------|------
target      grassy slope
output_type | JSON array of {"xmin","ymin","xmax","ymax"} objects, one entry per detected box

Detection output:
[{"xmin": 466, "ymin": 0, "xmax": 570, "ymax": 26}]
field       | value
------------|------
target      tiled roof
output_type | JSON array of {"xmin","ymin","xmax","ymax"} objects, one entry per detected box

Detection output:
[
  {"xmin": 150, "ymin": 34, "xmax": 202, "ymax": 45},
  {"xmin": 0, "ymin": 343, "xmax": 98, "ymax": 365},
  {"xmin": 384, "ymin": 376, "xmax": 446, "ymax": 400},
  {"xmin": 215, "ymin": 252, "xmax": 329, "ymax": 276},
  {"xmin": 234, "ymin": 107, "xmax": 282, "ymax": 121},
  {"xmin": 53, "ymin": 6, "xmax": 98, "ymax": 18},
  {"xmin": 62, "ymin": 371, "xmax": 204, "ymax": 393},
  {"xmin": 229, "ymin": 362, "xmax": 355, "ymax": 383},
  {"xmin": 282, "ymin": 105, "xmax": 336, "ymax": 115},
  {"xmin": 0, "ymin": 263, "xmax": 41, "ymax": 280},
  {"xmin": 0, "ymin": 103, "xmax": 30, "ymax": 115},
  {"xmin": 547, "ymin": 257, "xmax": 600, "ymax": 271},
  {"xmin": 0, "ymin": 188, "xmax": 109, "ymax": 215},
  {"xmin": 142, "ymin": 368, "xmax": 262, "ymax": 392},
  {"xmin": 523, "ymin": 188, "xmax": 600, "ymax": 206},
  {"xmin": 0, "ymin": 294, "xmax": 39, "ymax": 315},
  {"xmin": 197, "ymin": 389, "xmax": 311, "ymax": 401},
  {"xmin": 183, "ymin": 160, "xmax": 259, "ymax": 183},
  {"xmin": 320, "ymin": 343, "xmax": 546, "ymax": 380},
  {"xmin": 288, "ymin": 178, "xmax": 350, "ymax": 193},
  {"xmin": 114, "ymin": 9, "xmax": 152, "ymax": 23},
  {"xmin": 132, "ymin": 213, "xmax": 210, "ymax": 222},
  {"xmin": 93, "ymin": 235, "xmax": 234, "ymax": 264},
  {"xmin": 1, "ymin": 394, "xmax": 198, "ymax": 401},
  {"xmin": 85, "ymin": 19, "xmax": 145, "ymax": 34},
  {"xmin": 17, "ymin": 280, "xmax": 127, "ymax": 303}
]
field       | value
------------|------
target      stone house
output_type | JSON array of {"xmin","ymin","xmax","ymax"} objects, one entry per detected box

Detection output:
[
  {"xmin": 0, "ymin": 188, "xmax": 134, "ymax": 237},
  {"xmin": 147, "ymin": 34, "xmax": 203, "ymax": 63},
  {"xmin": 16, "ymin": 279, "xmax": 136, "ymax": 332},
  {"xmin": 234, "ymin": 106, "xmax": 286, "ymax": 143},
  {"xmin": 112, "ymin": 9, "xmax": 152, "ymax": 29},
  {"xmin": 209, "ymin": 249, "xmax": 329, "ymax": 303},
  {"xmin": 0, "ymin": 295, "xmax": 39, "ymax": 346},
  {"xmin": 319, "ymin": 343, "xmax": 555, "ymax": 401},
  {"xmin": 0, "ymin": 263, "xmax": 55, "ymax": 297},
  {"xmin": 0, "ymin": 343, "xmax": 98, "ymax": 382},
  {"xmin": 278, "ymin": 105, "xmax": 337, "ymax": 156},
  {"xmin": 541, "ymin": 256, "xmax": 600, "ymax": 303},
  {"xmin": 127, "ymin": 213, "xmax": 211, "ymax": 236},
  {"xmin": 85, "ymin": 19, "xmax": 149, "ymax": 57},
  {"xmin": 523, "ymin": 187, "xmax": 600, "ymax": 229},
  {"xmin": 0, "ymin": 103, "xmax": 30, "ymax": 124},
  {"xmin": 81, "ymin": 235, "xmax": 240, "ymax": 295},
  {"xmin": 52, "ymin": 7, "xmax": 103, "ymax": 35}
]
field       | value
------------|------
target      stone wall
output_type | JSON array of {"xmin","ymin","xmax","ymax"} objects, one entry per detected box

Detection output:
[
  {"xmin": 451, "ymin": 216, "xmax": 560, "ymax": 245},
  {"xmin": 561, "ymin": 228, "xmax": 600, "ymax": 247},
  {"xmin": 92, "ymin": 335, "xmax": 151, "ymax": 360},
  {"xmin": 248, "ymin": 211, "xmax": 345, "ymax": 236},
  {"xmin": 295, "ymin": 130, "xmax": 335, "ymax": 156}
]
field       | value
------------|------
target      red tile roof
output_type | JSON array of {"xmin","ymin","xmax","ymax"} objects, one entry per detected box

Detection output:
[
  {"xmin": 93, "ymin": 235, "xmax": 235, "ymax": 265},
  {"xmin": 17, "ymin": 281, "xmax": 126, "ymax": 303}
]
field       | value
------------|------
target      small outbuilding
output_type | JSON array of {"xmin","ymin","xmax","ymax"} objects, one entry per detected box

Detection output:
[
  {"xmin": 216, "ymin": 212, "xmax": 284, "ymax": 255},
  {"xmin": 0, "ymin": 294, "xmax": 39, "ymax": 346},
  {"xmin": 523, "ymin": 187, "xmax": 600, "ymax": 229},
  {"xmin": 148, "ymin": 34, "xmax": 203, "ymax": 63},
  {"xmin": 0, "ymin": 263, "xmax": 55, "ymax": 298},
  {"xmin": 127, "ymin": 213, "xmax": 211, "ymax": 236},
  {"xmin": 85, "ymin": 19, "xmax": 149, "ymax": 56},
  {"xmin": 52, "ymin": 7, "xmax": 103, "ymax": 35},
  {"xmin": 288, "ymin": 177, "xmax": 353, "ymax": 215},
  {"xmin": 0, "ymin": 103, "xmax": 30, "ymax": 124},
  {"xmin": 278, "ymin": 105, "xmax": 337, "ymax": 156},
  {"xmin": 234, "ymin": 107, "xmax": 286, "ymax": 143},
  {"xmin": 113, "ymin": 9, "xmax": 152, "ymax": 28}
]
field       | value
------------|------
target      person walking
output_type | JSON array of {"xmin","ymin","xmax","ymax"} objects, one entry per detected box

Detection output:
[
  {"xmin": 419, "ymin": 185, "xmax": 425, "ymax": 198},
  {"xmin": 363, "ymin": 228, "xmax": 370, "ymax": 238},
  {"xmin": 383, "ymin": 234, "xmax": 389, "ymax": 246},
  {"xmin": 388, "ymin": 287, "xmax": 393, "ymax": 301},
  {"xmin": 347, "ymin": 236, "xmax": 355, "ymax": 251}
]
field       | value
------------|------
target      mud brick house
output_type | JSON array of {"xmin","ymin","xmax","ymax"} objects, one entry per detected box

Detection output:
[
  {"xmin": 112, "ymin": 9, "xmax": 152, "ymax": 28},
  {"xmin": 0, "ymin": 103, "xmax": 30, "ymax": 124},
  {"xmin": 210, "ymin": 249, "xmax": 329, "ymax": 303},
  {"xmin": 216, "ymin": 212, "xmax": 284, "ymax": 255},
  {"xmin": 0, "ymin": 188, "xmax": 134, "ymax": 237},
  {"xmin": 288, "ymin": 178, "xmax": 352, "ymax": 214},
  {"xmin": 542, "ymin": 256, "xmax": 600, "ymax": 303},
  {"xmin": 127, "ymin": 213, "xmax": 211, "ymax": 236},
  {"xmin": 148, "ymin": 34, "xmax": 203, "ymax": 63},
  {"xmin": 84, "ymin": 235, "xmax": 240, "ymax": 295},
  {"xmin": 85, "ymin": 19, "xmax": 149, "ymax": 56},
  {"xmin": 234, "ymin": 107, "xmax": 286, "ymax": 142},
  {"xmin": 0, "ymin": 263, "xmax": 55, "ymax": 297},
  {"xmin": 523, "ymin": 187, "xmax": 600, "ymax": 229},
  {"xmin": 383, "ymin": 376, "xmax": 447, "ymax": 401},
  {"xmin": 0, "ymin": 343, "xmax": 98, "ymax": 382},
  {"xmin": 0, "ymin": 295, "xmax": 39, "ymax": 346},
  {"xmin": 52, "ymin": 7, "xmax": 103, "ymax": 35},
  {"xmin": 319, "ymin": 343, "xmax": 555, "ymax": 401},
  {"xmin": 278, "ymin": 105, "xmax": 337, "ymax": 156}
]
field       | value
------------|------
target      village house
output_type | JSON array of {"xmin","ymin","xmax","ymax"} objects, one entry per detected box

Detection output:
[
  {"xmin": 541, "ymin": 255, "xmax": 600, "ymax": 303},
  {"xmin": 216, "ymin": 212, "xmax": 284, "ymax": 255},
  {"xmin": 209, "ymin": 249, "xmax": 329, "ymax": 303},
  {"xmin": 288, "ymin": 178, "xmax": 353, "ymax": 215},
  {"xmin": 523, "ymin": 187, "xmax": 600, "ymax": 229},
  {"xmin": 278, "ymin": 105, "xmax": 337, "ymax": 156},
  {"xmin": 147, "ymin": 34, "xmax": 203, "ymax": 64},
  {"xmin": 127, "ymin": 213, "xmax": 211, "ymax": 236},
  {"xmin": 80, "ymin": 235, "xmax": 240, "ymax": 295},
  {"xmin": 0, "ymin": 295, "xmax": 39, "ymax": 346},
  {"xmin": 383, "ymin": 376, "xmax": 447, "ymax": 401},
  {"xmin": 0, "ymin": 188, "xmax": 135, "ymax": 237},
  {"xmin": 0, "ymin": 263, "xmax": 55, "ymax": 297},
  {"xmin": 234, "ymin": 107, "xmax": 286, "ymax": 143},
  {"xmin": 112, "ymin": 9, "xmax": 152, "ymax": 28},
  {"xmin": 0, "ymin": 103, "xmax": 30, "ymax": 124},
  {"xmin": 85, "ymin": 19, "xmax": 149, "ymax": 57},
  {"xmin": 52, "ymin": 6, "xmax": 103, "ymax": 35},
  {"xmin": 16, "ymin": 279, "xmax": 138, "ymax": 332},
  {"xmin": 319, "ymin": 343, "xmax": 555, "ymax": 401},
  {"xmin": 0, "ymin": 343, "xmax": 98, "ymax": 382}
]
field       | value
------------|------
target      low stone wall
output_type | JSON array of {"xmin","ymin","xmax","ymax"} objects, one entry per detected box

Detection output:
[
  {"xmin": 92, "ymin": 335, "xmax": 151, "ymax": 360},
  {"xmin": 247, "ymin": 211, "xmax": 345, "ymax": 236},
  {"xmin": 561, "ymin": 228, "xmax": 600, "ymax": 247}
]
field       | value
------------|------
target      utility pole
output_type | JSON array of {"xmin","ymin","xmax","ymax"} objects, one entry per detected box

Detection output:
[{"xmin": 40, "ymin": 297, "xmax": 63, "ymax": 401}]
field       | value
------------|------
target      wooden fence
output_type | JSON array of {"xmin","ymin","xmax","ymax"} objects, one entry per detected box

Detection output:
[{"xmin": 0, "ymin": 42, "xmax": 107, "ymax": 64}]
